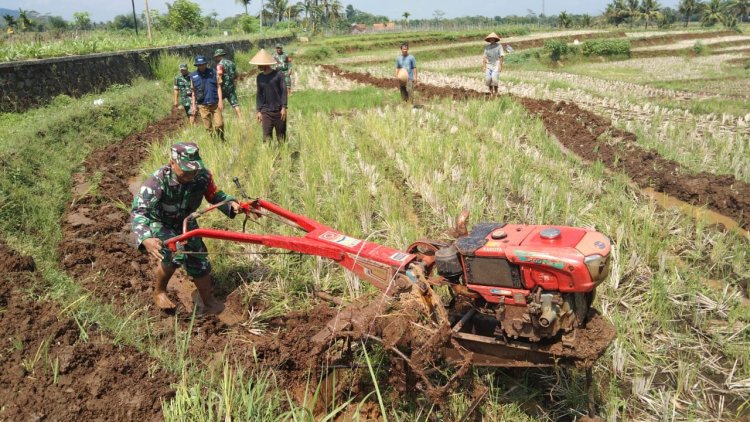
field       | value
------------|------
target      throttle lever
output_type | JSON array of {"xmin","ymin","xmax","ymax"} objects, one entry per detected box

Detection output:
[{"xmin": 233, "ymin": 177, "xmax": 249, "ymax": 200}]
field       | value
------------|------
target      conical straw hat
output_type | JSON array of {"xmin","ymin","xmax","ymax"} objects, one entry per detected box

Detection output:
[
  {"xmin": 485, "ymin": 32, "xmax": 501, "ymax": 42},
  {"xmin": 249, "ymin": 48, "xmax": 277, "ymax": 65},
  {"xmin": 396, "ymin": 68, "xmax": 409, "ymax": 85}
]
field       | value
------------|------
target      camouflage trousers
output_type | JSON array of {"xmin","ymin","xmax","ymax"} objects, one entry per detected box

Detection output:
[
  {"xmin": 223, "ymin": 85, "xmax": 239, "ymax": 108},
  {"xmin": 153, "ymin": 224, "xmax": 211, "ymax": 278}
]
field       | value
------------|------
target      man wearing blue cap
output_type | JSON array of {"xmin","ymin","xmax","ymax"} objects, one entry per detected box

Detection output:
[
  {"xmin": 131, "ymin": 142, "xmax": 241, "ymax": 313},
  {"xmin": 190, "ymin": 55, "xmax": 224, "ymax": 140}
]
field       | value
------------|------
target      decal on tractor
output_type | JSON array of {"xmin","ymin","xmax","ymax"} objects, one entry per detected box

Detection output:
[
  {"xmin": 319, "ymin": 231, "xmax": 361, "ymax": 248},
  {"xmin": 514, "ymin": 250, "xmax": 566, "ymax": 269}
]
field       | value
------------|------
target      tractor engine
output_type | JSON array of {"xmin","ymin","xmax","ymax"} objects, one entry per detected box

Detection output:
[{"xmin": 432, "ymin": 222, "xmax": 611, "ymax": 342}]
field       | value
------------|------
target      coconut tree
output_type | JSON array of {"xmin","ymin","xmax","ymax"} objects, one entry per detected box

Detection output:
[
  {"xmin": 236, "ymin": 0, "xmax": 252, "ymax": 15},
  {"xmin": 558, "ymin": 11, "xmax": 573, "ymax": 28},
  {"xmin": 701, "ymin": 0, "xmax": 725, "ymax": 25},
  {"xmin": 265, "ymin": 0, "xmax": 288, "ymax": 22},
  {"xmin": 3, "ymin": 14, "xmax": 16, "ymax": 30},
  {"xmin": 727, "ymin": 0, "xmax": 750, "ymax": 22},
  {"xmin": 626, "ymin": 0, "xmax": 640, "ymax": 26},
  {"xmin": 605, "ymin": 0, "xmax": 629, "ymax": 26},
  {"xmin": 640, "ymin": 0, "xmax": 662, "ymax": 28},
  {"xmin": 679, "ymin": 0, "xmax": 704, "ymax": 27}
]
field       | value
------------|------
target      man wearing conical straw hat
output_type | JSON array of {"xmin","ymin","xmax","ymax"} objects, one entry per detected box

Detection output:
[
  {"xmin": 482, "ymin": 32, "xmax": 505, "ymax": 95},
  {"xmin": 250, "ymin": 49, "xmax": 288, "ymax": 142}
]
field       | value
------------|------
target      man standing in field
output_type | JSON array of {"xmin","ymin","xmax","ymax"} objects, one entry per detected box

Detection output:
[
  {"xmin": 131, "ymin": 142, "xmax": 242, "ymax": 314},
  {"xmin": 214, "ymin": 49, "xmax": 242, "ymax": 120},
  {"xmin": 273, "ymin": 44, "xmax": 293, "ymax": 96},
  {"xmin": 395, "ymin": 43, "xmax": 417, "ymax": 102},
  {"xmin": 250, "ymin": 49, "xmax": 288, "ymax": 142},
  {"xmin": 173, "ymin": 63, "xmax": 195, "ymax": 125},
  {"xmin": 190, "ymin": 55, "xmax": 224, "ymax": 141},
  {"xmin": 482, "ymin": 32, "xmax": 505, "ymax": 95}
]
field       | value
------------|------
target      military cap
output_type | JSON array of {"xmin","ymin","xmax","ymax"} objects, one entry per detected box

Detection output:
[
  {"xmin": 170, "ymin": 142, "xmax": 204, "ymax": 171},
  {"xmin": 214, "ymin": 48, "xmax": 226, "ymax": 57},
  {"xmin": 194, "ymin": 55, "xmax": 208, "ymax": 66},
  {"xmin": 179, "ymin": 63, "xmax": 188, "ymax": 70}
]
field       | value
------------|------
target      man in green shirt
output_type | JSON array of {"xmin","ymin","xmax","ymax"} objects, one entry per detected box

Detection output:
[
  {"xmin": 273, "ymin": 45, "xmax": 293, "ymax": 96},
  {"xmin": 131, "ymin": 142, "xmax": 242, "ymax": 313},
  {"xmin": 214, "ymin": 48, "xmax": 243, "ymax": 119},
  {"xmin": 173, "ymin": 63, "xmax": 195, "ymax": 124}
]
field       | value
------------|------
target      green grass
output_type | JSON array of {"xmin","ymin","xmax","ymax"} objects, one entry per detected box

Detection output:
[{"xmin": 0, "ymin": 29, "xmax": 293, "ymax": 62}]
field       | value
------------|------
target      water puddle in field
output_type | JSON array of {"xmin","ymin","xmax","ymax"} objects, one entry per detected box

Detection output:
[{"xmin": 641, "ymin": 188, "xmax": 750, "ymax": 239}]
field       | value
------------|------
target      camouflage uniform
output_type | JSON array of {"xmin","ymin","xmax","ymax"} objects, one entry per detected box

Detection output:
[
  {"xmin": 131, "ymin": 143, "xmax": 235, "ymax": 277},
  {"xmin": 217, "ymin": 57, "xmax": 239, "ymax": 108},
  {"xmin": 273, "ymin": 50, "xmax": 292, "ymax": 89},
  {"xmin": 174, "ymin": 72, "xmax": 193, "ymax": 117}
]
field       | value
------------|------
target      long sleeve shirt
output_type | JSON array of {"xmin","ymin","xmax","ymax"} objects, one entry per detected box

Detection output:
[
  {"xmin": 255, "ymin": 69, "xmax": 287, "ymax": 112},
  {"xmin": 130, "ymin": 165, "xmax": 234, "ymax": 249}
]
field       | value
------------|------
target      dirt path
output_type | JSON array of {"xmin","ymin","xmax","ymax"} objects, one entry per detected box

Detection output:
[
  {"xmin": 323, "ymin": 65, "xmax": 750, "ymax": 231},
  {"xmin": 0, "ymin": 241, "xmax": 175, "ymax": 421}
]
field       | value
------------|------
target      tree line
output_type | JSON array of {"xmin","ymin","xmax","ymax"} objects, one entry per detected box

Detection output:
[{"xmin": 2, "ymin": 0, "xmax": 748, "ymax": 36}]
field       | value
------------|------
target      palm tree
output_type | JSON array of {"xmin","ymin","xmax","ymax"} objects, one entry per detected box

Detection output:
[
  {"xmin": 558, "ymin": 11, "xmax": 573, "ymax": 28},
  {"xmin": 727, "ymin": 0, "xmax": 750, "ymax": 22},
  {"xmin": 285, "ymin": 3, "xmax": 302, "ymax": 22},
  {"xmin": 581, "ymin": 13, "xmax": 592, "ymax": 27},
  {"xmin": 639, "ymin": 0, "xmax": 662, "ymax": 28},
  {"xmin": 18, "ymin": 9, "xmax": 32, "ymax": 31},
  {"xmin": 605, "ymin": 0, "xmax": 629, "ymax": 26},
  {"xmin": 626, "ymin": 0, "xmax": 640, "ymax": 27},
  {"xmin": 266, "ymin": 0, "xmax": 288, "ymax": 22},
  {"xmin": 679, "ymin": 0, "xmax": 704, "ymax": 27},
  {"xmin": 701, "ymin": 0, "xmax": 725, "ymax": 25},
  {"xmin": 331, "ymin": 0, "xmax": 343, "ymax": 20},
  {"xmin": 3, "ymin": 14, "xmax": 16, "ymax": 30},
  {"xmin": 236, "ymin": 0, "xmax": 252, "ymax": 15}
]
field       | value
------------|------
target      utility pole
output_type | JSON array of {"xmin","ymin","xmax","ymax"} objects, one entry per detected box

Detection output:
[
  {"xmin": 131, "ymin": 0, "xmax": 139, "ymax": 35},
  {"xmin": 144, "ymin": 0, "xmax": 153, "ymax": 43}
]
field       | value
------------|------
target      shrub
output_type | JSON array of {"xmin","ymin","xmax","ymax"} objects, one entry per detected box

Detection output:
[
  {"xmin": 692, "ymin": 41, "xmax": 706, "ymax": 55},
  {"xmin": 238, "ymin": 15, "xmax": 259, "ymax": 33},
  {"xmin": 544, "ymin": 40, "xmax": 569, "ymax": 61},
  {"xmin": 581, "ymin": 39, "xmax": 630, "ymax": 57},
  {"xmin": 306, "ymin": 46, "xmax": 335, "ymax": 61}
]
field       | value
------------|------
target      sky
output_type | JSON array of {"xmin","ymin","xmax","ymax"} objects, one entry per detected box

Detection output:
[{"xmin": 2, "ymin": 0, "xmax": 682, "ymax": 22}]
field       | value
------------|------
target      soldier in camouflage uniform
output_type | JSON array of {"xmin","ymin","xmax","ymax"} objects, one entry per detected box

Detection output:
[
  {"xmin": 131, "ymin": 142, "xmax": 242, "ymax": 313},
  {"xmin": 214, "ymin": 48, "xmax": 242, "ymax": 119},
  {"xmin": 273, "ymin": 45, "xmax": 293, "ymax": 95},
  {"xmin": 173, "ymin": 63, "xmax": 195, "ymax": 125}
]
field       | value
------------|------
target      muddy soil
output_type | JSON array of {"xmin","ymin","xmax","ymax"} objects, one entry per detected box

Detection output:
[
  {"xmin": 0, "ymin": 241, "xmax": 175, "ymax": 421},
  {"xmin": 59, "ymin": 112, "xmax": 185, "ymax": 309},
  {"xmin": 325, "ymin": 66, "xmax": 750, "ymax": 230}
]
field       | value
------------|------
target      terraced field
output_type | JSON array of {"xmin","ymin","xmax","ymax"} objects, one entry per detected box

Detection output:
[{"xmin": 1, "ymin": 27, "xmax": 748, "ymax": 421}]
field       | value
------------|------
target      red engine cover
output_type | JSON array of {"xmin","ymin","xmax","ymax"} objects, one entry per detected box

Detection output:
[{"xmin": 464, "ymin": 225, "xmax": 608, "ymax": 305}]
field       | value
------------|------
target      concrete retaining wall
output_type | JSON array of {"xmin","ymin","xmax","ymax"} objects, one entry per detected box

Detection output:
[{"xmin": 0, "ymin": 35, "xmax": 293, "ymax": 113}]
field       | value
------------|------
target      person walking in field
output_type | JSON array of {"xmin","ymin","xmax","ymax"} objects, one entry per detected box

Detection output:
[
  {"xmin": 190, "ymin": 55, "xmax": 225, "ymax": 141},
  {"xmin": 273, "ymin": 44, "xmax": 293, "ymax": 96},
  {"xmin": 173, "ymin": 63, "xmax": 195, "ymax": 125},
  {"xmin": 214, "ymin": 48, "xmax": 242, "ymax": 120},
  {"xmin": 131, "ymin": 142, "xmax": 242, "ymax": 314},
  {"xmin": 482, "ymin": 32, "xmax": 505, "ymax": 95},
  {"xmin": 250, "ymin": 49, "xmax": 288, "ymax": 142},
  {"xmin": 395, "ymin": 43, "xmax": 417, "ymax": 102}
]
